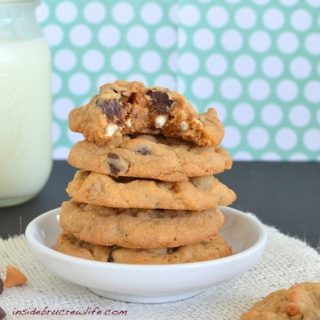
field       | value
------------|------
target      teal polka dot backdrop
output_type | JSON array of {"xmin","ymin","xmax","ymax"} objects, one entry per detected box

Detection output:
[{"xmin": 36, "ymin": 0, "xmax": 320, "ymax": 160}]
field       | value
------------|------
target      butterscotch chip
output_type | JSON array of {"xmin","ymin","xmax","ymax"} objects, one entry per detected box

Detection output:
[
  {"xmin": 59, "ymin": 200, "xmax": 225, "ymax": 248},
  {"xmin": 66, "ymin": 171, "xmax": 236, "ymax": 211},
  {"xmin": 56, "ymin": 233, "xmax": 232, "ymax": 264},
  {"xmin": 241, "ymin": 282, "xmax": 320, "ymax": 320},
  {"xmin": 69, "ymin": 80, "xmax": 224, "ymax": 147},
  {"xmin": 4, "ymin": 265, "xmax": 27, "ymax": 288},
  {"xmin": 68, "ymin": 135, "xmax": 232, "ymax": 181}
]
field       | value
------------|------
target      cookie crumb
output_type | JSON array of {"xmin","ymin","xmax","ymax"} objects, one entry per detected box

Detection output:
[
  {"xmin": 155, "ymin": 115, "xmax": 167, "ymax": 128},
  {"xmin": 105, "ymin": 124, "xmax": 118, "ymax": 137},
  {"xmin": 4, "ymin": 265, "xmax": 28, "ymax": 288}
]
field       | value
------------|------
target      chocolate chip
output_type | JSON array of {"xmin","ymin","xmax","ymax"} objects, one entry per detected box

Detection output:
[
  {"xmin": 147, "ymin": 90, "xmax": 173, "ymax": 114},
  {"xmin": 167, "ymin": 248, "xmax": 178, "ymax": 254},
  {"xmin": 109, "ymin": 163, "xmax": 121, "ymax": 175},
  {"xmin": 97, "ymin": 99, "xmax": 124, "ymax": 121},
  {"xmin": 0, "ymin": 306, "xmax": 6, "ymax": 320},
  {"xmin": 107, "ymin": 152, "xmax": 119, "ymax": 160},
  {"xmin": 0, "ymin": 279, "xmax": 3, "ymax": 295},
  {"xmin": 106, "ymin": 153, "xmax": 129, "ymax": 176},
  {"xmin": 135, "ymin": 147, "xmax": 151, "ymax": 155}
]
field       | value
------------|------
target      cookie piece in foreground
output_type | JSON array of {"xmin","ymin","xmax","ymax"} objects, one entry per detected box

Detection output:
[
  {"xmin": 56, "ymin": 233, "xmax": 232, "ymax": 264},
  {"xmin": 69, "ymin": 80, "xmax": 224, "ymax": 147},
  {"xmin": 68, "ymin": 135, "xmax": 232, "ymax": 182},
  {"xmin": 241, "ymin": 282, "xmax": 320, "ymax": 320},
  {"xmin": 59, "ymin": 200, "xmax": 224, "ymax": 248},
  {"xmin": 66, "ymin": 171, "xmax": 236, "ymax": 211}
]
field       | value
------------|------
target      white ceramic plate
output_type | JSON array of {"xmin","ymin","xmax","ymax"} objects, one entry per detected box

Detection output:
[{"xmin": 25, "ymin": 206, "xmax": 267, "ymax": 303}]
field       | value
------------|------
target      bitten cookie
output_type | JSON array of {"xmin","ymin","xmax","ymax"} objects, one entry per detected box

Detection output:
[
  {"xmin": 69, "ymin": 80, "xmax": 224, "ymax": 147},
  {"xmin": 56, "ymin": 233, "xmax": 232, "ymax": 264},
  {"xmin": 66, "ymin": 171, "xmax": 236, "ymax": 210},
  {"xmin": 68, "ymin": 135, "xmax": 232, "ymax": 182},
  {"xmin": 59, "ymin": 200, "xmax": 225, "ymax": 248},
  {"xmin": 241, "ymin": 282, "xmax": 320, "ymax": 320}
]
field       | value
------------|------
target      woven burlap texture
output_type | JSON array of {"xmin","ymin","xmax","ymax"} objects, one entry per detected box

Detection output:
[{"xmin": 0, "ymin": 223, "xmax": 319, "ymax": 320}]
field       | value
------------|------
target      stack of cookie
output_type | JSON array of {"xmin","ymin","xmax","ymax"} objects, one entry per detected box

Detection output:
[{"xmin": 56, "ymin": 81, "xmax": 236, "ymax": 264}]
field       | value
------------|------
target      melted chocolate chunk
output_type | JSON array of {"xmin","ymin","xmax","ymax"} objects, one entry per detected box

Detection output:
[
  {"xmin": 135, "ymin": 146, "xmax": 151, "ymax": 155},
  {"xmin": 97, "ymin": 99, "xmax": 124, "ymax": 121},
  {"xmin": 147, "ymin": 90, "xmax": 173, "ymax": 114}
]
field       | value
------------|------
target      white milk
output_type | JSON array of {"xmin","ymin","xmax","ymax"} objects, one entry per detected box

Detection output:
[{"xmin": 0, "ymin": 37, "xmax": 52, "ymax": 204}]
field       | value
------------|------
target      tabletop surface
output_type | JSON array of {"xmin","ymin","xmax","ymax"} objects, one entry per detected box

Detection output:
[{"xmin": 0, "ymin": 161, "xmax": 319, "ymax": 249}]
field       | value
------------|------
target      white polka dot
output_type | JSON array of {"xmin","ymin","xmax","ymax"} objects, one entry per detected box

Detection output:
[
  {"xmin": 207, "ymin": 6, "xmax": 229, "ymax": 28},
  {"xmin": 317, "ymin": 109, "xmax": 320, "ymax": 125},
  {"xmin": 178, "ymin": 29, "xmax": 187, "ymax": 48},
  {"xmin": 247, "ymin": 127, "xmax": 269, "ymax": 149},
  {"xmin": 97, "ymin": 73, "xmax": 117, "ymax": 87},
  {"xmin": 127, "ymin": 74, "xmax": 148, "ymax": 84},
  {"xmin": 304, "ymin": 129, "xmax": 320, "ymax": 150},
  {"xmin": 290, "ymin": 153, "xmax": 308, "ymax": 161},
  {"xmin": 261, "ymin": 104, "xmax": 283, "ymax": 126},
  {"xmin": 304, "ymin": 81, "xmax": 320, "ymax": 103},
  {"xmin": 193, "ymin": 28, "xmax": 215, "ymax": 51},
  {"xmin": 235, "ymin": 7, "xmax": 256, "ymax": 29},
  {"xmin": 192, "ymin": 77, "xmax": 214, "ymax": 99},
  {"xmin": 261, "ymin": 152, "xmax": 280, "ymax": 161},
  {"xmin": 290, "ymin": 57, "xmax": 311, "ymax": 80},
  {"xmin": 141, "ymin": 3, "xmax": 163, "ymax": 25},
  {"xmin": 55, "ymin": 1, "xmax": 78, "ymax": 23},
  {"xmin": 249, "ymin": 31, "xmax": 271, "ymax": 53},
  {"xmin": 140, "ymin": 51, "xmax": 162, "ymax": 73},
  {"xmin": 112, "ymin": 2, "xmax": 134, "ymax": 24},
  {"xmin": 305, "ymin": 33, "xmax": 320, "ymax": 55},
  {"xmin": 52, "ymin": 122, "xmax": 61, "ymax": 143},
  {"xmin": 290, "ymin": 9, "xmax": 312, "ymax": 31},
  {"xmin": 127, "ymin": 26, "xmax": 149, "ymax": 48},
  {"xmin": 226, "ymin": 0, "xmax": 242, "ymax": 3},
  {"xmin": 36, "ymin": 2, "xmax": 49, "ymax": 23},
  {"xmin": 111, "ymin": 50, "xmax": 133, "ymax": 73},
  {"xmin": 53, "ymin": 98, "xmax": 74, "ymax": 120},
  {"xmin": 233, "ymin": 152, "xmax": 253, "ymax": 161},
  {"xmin": 43, "ymin": 24, "xmax": 63, "ymax": 46},
  {"xmin": 262, "ymin": 56, "xmax": 284, "ymax": 78},
  {"xmin": 53, "ymin": 147, "xmax": 69, "ymax": 160},
  {"xmin": 179, "ymin": 4, "xmax": 200, "ymax": 26},
  {"xmin": 98, "ymin": 25, "xmax": 120, "ymax": 48},
  {"xmin": 277, "ymin": 32, "xmax": 299, "ymax": 54},
  {"xmin": 154, "ymin": 75, "xmax": 176, "ymax": 90},
  {"xmin": 233, "ymin": 103, "xmax": 255, "ymax": 125},
  {"xmin": 168, "ymin": 52, "xmax": 178, "ymax": 72},
  {"xmin": 220, "ymin": 78, "xmax": 242, "ymax": 100},
  {"xmin": 252, "ymin": 0, "xmax": 270, "ymax": 4},
  {"xmin": 221, "ymin": 30, "xmax": 243, "ymax": 52},
  {"xmin": 248, "ymin": 79, "xmax": 270, "ymax": 101},
  {"xmin": 307, "ymin": 0, "xmax": 320, "ymax": 7},
  {"xmin": 70, "ymin": 25, "xmax": 92, "ymax": 47},
  {"xmin": 223, "ymin": 126, "xmax": 241, "ymax": 148},
  {"xmin": 177, "ymin": 77, "xmax": 186, "ymax": 94},
  {"xmin": 156, "ymin": 26, "xmax": 176, "ymax": 48},
  {"xmin": 206, "ymin": 54, "xmax": 228, "ymax": 76},
  {"xmin": 211, "ymin": 103, "xmax": 226, "ymax": 122},
  {"xmin": 54, "ymin": 49, "xmax": 76, "ymax": 72},
  {"xmin": 276, "ymin": 80, "xmax": 298, "ymax": 102},
  {"xmin": 68, "ymin": 73, "xmax": 91, "ymax": 95},
  {"xmin": 84, "ymin": 2, "xmax": 106, "ymax": 24},
  {"xmin": 263, "ymin": 8, "xmax": 284, "ymax": 30},
  {"xmin": 82, "ymin": 50, "xmax": 104, "ymax": 72},
  {"xmin": 52, "ymin": 73, "xmax": 62, "ymax": 95},
  {"xmin": 276, "ymin": 128, "xmax": 297, "ymax": 150},
  {"xmin": 67, "ymin": 129, "xmax": 83, "ymax": 144},
  {"xmin": 178, "ymin": 53, "xmax": 199, "ymax": 75},
  {"xmin": 234, "ymin": 55, "xmax": 256, "ymax": 77},
  {"xmin": 289, "ymin": 105, "xmax": 311, "ymax": 127},
  {"xmin": 280, "ymin": 0, "xmax": 298, "ymax": 6},
  {"xmin": 169, "ymin": 3, "xmax": 179, "ymax": 25}
]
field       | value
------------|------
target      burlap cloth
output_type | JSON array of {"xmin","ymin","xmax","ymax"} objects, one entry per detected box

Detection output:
[{"xmin": 0, "ymin": 221, "xmax": 319, "ymax": 320}]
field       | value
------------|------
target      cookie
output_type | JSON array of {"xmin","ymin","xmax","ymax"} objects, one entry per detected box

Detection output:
[
  {"xmin": 66, "ymin": 171, "xmax": 236, "ymax": 210},
  {"xmin": 241, "ymin": 282, "xmax": 320, "ymax": 320},
  {"xmin": 56, "ymin": 233, "xmax": 232, "ymax": 264},
  {"xmin": 59, "ymin": 200, "xmax": 224, "ymax": 248},
  {"xmin": 68, "ymin": 135, "xmax": 232, "ymax": 182},
  {"xmin": 69, "ymin": 80, "xmax": 224, "ymax": 147}
]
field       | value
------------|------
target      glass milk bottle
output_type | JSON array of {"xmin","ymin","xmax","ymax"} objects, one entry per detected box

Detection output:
[{"xmin": 0, "ymin": 0, "xmax": 52, "ymax": 207}]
